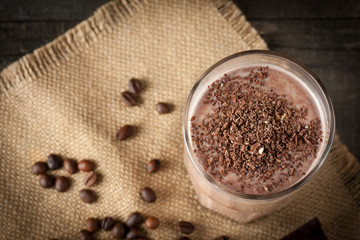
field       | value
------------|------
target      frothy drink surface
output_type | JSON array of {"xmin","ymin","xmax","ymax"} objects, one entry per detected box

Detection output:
[{"xmin": 189, "ymin": 66, "xmax": 325, "ymax": 194}]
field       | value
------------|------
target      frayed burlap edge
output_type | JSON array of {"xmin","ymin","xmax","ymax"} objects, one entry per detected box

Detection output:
[{"xmin": 0, "ymin": 0, "xmax": 359, "ymax": 208}]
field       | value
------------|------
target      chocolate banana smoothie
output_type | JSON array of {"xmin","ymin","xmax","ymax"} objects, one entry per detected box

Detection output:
[{"xmin": 183, "ymin": 51, "xmax": 335, "ymax": 223}]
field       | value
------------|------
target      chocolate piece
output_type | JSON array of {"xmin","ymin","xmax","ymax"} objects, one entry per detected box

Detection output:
[{"xmin": 280, "ymin": 217, "xmax": 328, "ymax": 240}]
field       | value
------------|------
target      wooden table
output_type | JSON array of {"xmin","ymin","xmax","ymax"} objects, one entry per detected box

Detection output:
[{"xmin": 1, "ymin": 0, "xmax": 359, "ymax": 160}]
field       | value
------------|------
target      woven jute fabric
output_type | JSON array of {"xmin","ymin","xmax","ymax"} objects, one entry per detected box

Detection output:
[{"xmin": 0, "ymin": 0, "xmax": 359, "ymax": 239}]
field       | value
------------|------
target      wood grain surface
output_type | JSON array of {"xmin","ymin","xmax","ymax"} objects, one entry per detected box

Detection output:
[{"xmin": 0, "ymin": 0, "xmax": 359, "ymax": 160}]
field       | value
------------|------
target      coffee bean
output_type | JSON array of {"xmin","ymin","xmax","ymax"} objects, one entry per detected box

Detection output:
[
  {"xmin": 140, "ymin": 187, "xmax": 156, "ymax": 203},
  {"xmin": 112, "ymin": 221, "xmax": 126, "ymax": 239},
  {"xmin": 156, "ymin": 102, "xmax": 171, "ymax": 114},
  {"xmin": 177, "ymin": 221, "xmax": 195, "ymax": 234},
  {"xmin": 179, "ymin": 237, "xmax": 191, "ymax": 240},
  {"xmin": 79, "ymin": 189, "xmax": 96, "ymax": 203},
  {"xmin": 146, "ymin": 159, "xmax": 161, "ymax": 173},
  {"xmin": 126, "ymin": 212, "xmax": 143, "ymax": 228},
  {"xmin": 31, "ymin": 162, "xmax": 48, "ymax": 175},
  {"xmin": 101, "ymin": 217, "xmax": 115, "ymax": 231},
  {"xmin": 54, "ymin": 176, "xmax": 71, "ymax": 192},
  {"xmin": 121, "ymin": 91, "xmax": 137, "ymax": 107},
  {"xmin": 39, "ymin": 174, "xmax": 54, "ymax": 188},
  {"xmin": 83, "ymin": 171, "xmax": 97, "ymax": 187},
  {"xmin": 78, "ymin": 160, "xmax": 95, "ymax": 172},
  {"xmin": 47, "ymin": 154, "xmax": 63, "ymax": 170},
  {"xmin": 128, "ymin": 78, "xmax": 142, "ymax": 94},
  {"xmin": 145, "ymin": 216, "xmax": 159, "ymax": 229},
  {"xmin": 126, "ymin": 228, "xmax": 144, "ymax": 239},
  {"xmin": 79, "ymin": 229, "xmax": 93, "ymax": 240},
  {"xmin": 116, "ymin": 125, "xmax": 134, "ymax": 141},
  {"xmin": 85, "ymin": 218, "xmax": 99, "ymax": 233},
  {"xmin": 214, "ymin": 236, "xmax": 230, "ymax": 240},
  {"xmin": 64, "ymin": 158, "xmax": 78, "ymax": 174}
]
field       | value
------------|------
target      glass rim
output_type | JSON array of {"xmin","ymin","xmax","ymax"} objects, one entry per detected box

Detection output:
[{"xmin": 182, "ymin": 50, "xmax": 336, "ymax": 200}]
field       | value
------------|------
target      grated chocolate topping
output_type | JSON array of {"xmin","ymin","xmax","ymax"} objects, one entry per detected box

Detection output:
[{"xmin": 190, "ymin": 66, "xmax": 323, "ymax": 194}]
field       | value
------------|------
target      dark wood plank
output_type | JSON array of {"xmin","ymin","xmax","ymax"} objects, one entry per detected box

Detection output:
[
  {"xmin": 272, "ymin": 48, "xmax": 359, "ymax": 67},
  {"xmin": 0, "ymin": 55, "xmax": 23, "ymax": 70},
  {"xmin": 0, "ymin": 0, "xmax": 110, "ymax": 21},
  {"xmin": 250, "ymin": 20, "xmax": 360, "ymax": 50},
  {"xmin": 0, "ymin": 21, "xmax": 78, "ymax": 56},
  {"xmin": 234, "ymin": 0, "xmax": 360, "ymax": 19}
]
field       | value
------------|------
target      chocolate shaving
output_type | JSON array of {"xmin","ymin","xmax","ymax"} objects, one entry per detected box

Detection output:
[{"xmin": 190, "ymin": 67, "xmax": 322, "ymax": 193}]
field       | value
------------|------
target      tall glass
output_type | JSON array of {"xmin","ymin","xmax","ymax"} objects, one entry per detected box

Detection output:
[{"xmin": 182, "ymin": 50, "xmax": 335, "ymax": 223}]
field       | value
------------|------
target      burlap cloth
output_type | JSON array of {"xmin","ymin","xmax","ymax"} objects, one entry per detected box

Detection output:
[{"xmin": 0, "ymin": 0, "xmax": 359, "ymax": 239}]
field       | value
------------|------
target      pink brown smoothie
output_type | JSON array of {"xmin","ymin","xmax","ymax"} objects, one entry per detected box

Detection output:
[{"xmin": 189, "ymin": 66, "xmax": 324, "ymax": 195}]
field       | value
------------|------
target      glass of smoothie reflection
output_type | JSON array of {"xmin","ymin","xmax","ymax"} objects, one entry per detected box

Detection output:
[{"xmin": 183, "ymin": 50, "xmax": 335, "ymax": 223}]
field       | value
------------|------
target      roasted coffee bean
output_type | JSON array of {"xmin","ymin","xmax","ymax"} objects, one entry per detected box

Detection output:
[
  {"xmin": 214, "ymin": 236, "xmax": 230, "ymax": 240},
  {"xmin": 54, "ymin": 176, "xmax": 71, "ymax": 192},
  {"xmin": 146, "ymin": 159, "xmax": 161, "ymax": 173},
  {"xmin": 126, "ymin": 228, "xmax": 144, "ymax": 239},
  {"xmin": 128, "ymin": 78, "xmax": 142, "ymax": 94},
  {"xmin": 101, "ymin": 217, "xmax": 115, "ymax": 231},
  {"xmin": 31, "ymin": 162, "xmax": 48, "ymax": 175},
  {"xmin": 121, "ymin": 91, "xmax": 137, "ymax": 107},
  {"xmin": 179, "ymin": 237, "xmax": 190, "ymax": 240},
  {"xmin": 85, "ymin": 218, "xmax": 99, "ymax": 232},
  {"xmin": 156, "ymin": 102, "xmax": 171, "ymax": 114},
  {"xmin": 177, "ymin": 221, "xmax": 195, "ymax": 234},
  {"xmin": 140, "ymin": 187, "xmax": 156, "ymax": 203},
  {"xmin": 79, "ymin": 229, "xmax": 93, "ymax": 240},
  {"xmin": 112, "ymin": 221, "xmax": 126, "ymax": 239},
  {"xmin": 79, "ymin": 189, "xmax": 96, "ymax": 203},
  {"xmin": 145, "ymin": 216, "xmax": 159, "ymax": 229},
  {"xmin": 78, "ymin": 160, "xmax": 95, "ymax": 172},
  {"xmin": 64, "ymin": 158, "xmax": 78, "ymax": 174},
  {"xmin": 83, "ymin": 171, "xmax": 97, "ymax": 187},
  {"xmin": 116, "ymin": 125, "xmax": 134, "ymax": 141},
  {"xmin": 39, "ymin": 174, "xmax": 54, "ymax": 188},
  {"xmin": 47, "ymin": 154, "xmax": 63, "ymax": 170},
  {"xmin": 126, "ymin": 212, "xmax": 143, "ymax": 228}
]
